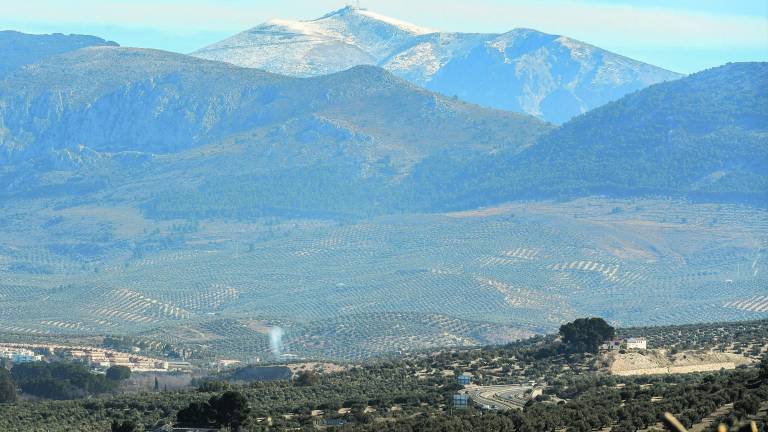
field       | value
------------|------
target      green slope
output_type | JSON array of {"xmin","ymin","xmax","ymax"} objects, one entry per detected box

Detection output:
[
  {"xmin": 414, "ymin": 62, "xmax": 768, "ymax": 210},
  {"xmin": 0, "ymin": 46, "xmax": 550, "ymax": 217}
]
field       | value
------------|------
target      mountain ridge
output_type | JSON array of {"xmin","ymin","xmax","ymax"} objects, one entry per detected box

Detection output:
[
  {"xmin": 407, "ymin": 62, "xmax": 768, "ymax": 210},
  {"xmin": 192, "ymin": 7, "xmax": 683, "ymax": 123},
  {"xmin": 0, "ymin": 45, "xmax": 551, "ymax": 218},
  {"xmin": 0, "ymin": 30, "xmax": 118, "ymax": 79},
  {"xmin": 0, "ymin": 45, "xmax": 763, "ymax": 214}
]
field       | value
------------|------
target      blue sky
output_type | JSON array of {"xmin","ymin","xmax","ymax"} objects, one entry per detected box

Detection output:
[{"xmin": 1, "ymin": 0, "xmax": 766, "ymax": 73}]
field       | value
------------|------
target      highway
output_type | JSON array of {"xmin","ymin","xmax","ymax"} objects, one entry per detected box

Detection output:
[{"xmin": 465, "ymin": 384, "xmax": 536, "ymax": 410}]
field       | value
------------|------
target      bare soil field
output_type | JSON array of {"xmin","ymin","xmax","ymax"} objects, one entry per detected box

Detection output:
[{"xmin": 607, "ymin": 349, "xmax": 754, "ymax": 376}]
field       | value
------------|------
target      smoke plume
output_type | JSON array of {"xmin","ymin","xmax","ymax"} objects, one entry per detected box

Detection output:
[{"xmin": 269, "ymin": 326, "xmax": 284, "ymax": 357}]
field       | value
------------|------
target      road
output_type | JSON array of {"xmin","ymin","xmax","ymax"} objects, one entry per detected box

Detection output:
[{"xmin": 465, "ymin": 384, "xmax": 536, "ymax": 410}]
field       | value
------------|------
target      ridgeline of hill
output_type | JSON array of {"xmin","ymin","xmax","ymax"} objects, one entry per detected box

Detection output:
[
  {"xmin": 1, "ymin": 50, "xmax": 765, "ymax": 217},
  {"xmin": 0, "ymin": 46, "xmax": 550, "ymax": 218},
  {"xmin": 408, "ymin": 62, "xmax": 768, "ymax": 210},
  {"xmin": 0, "ymin": 31, "xmax": 117, "ymax": 79}
]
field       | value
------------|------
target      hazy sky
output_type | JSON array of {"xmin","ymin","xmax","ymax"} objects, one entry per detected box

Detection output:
[{"xmin": 1, "ymin": 0, "xmax": 766, "ymax": 73}]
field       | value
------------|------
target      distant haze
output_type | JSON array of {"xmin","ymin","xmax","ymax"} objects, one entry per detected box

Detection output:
[{"xmin": 0, "ymin": 0, "xmax": 766, "ymax": 73}]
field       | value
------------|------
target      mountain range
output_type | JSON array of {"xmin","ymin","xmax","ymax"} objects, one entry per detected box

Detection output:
[
  {"xmin": 0, "ymin": 39, "xmax": 764, "ymax": 217},
  {"xmin": 0, "ymin": 44, "xmax": 550, "ymax": 217},
  {"xmin": 192, "ymin": 6, "xmax": 683, "ymax": 123}
]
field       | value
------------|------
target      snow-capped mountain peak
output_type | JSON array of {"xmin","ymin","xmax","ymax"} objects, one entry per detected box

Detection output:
[
  {"xmin": 192, "ymin": 7, "xmax": 438, "ymax": 77},
  {"xmin": 315, "ymin": 6, "xmax": 435, "ymax": 35},
  {"xmin": 262, "ymin": 6, "xmax": 434, "ymax": 40},
  {"xmin": 192, "ymin": 8, "xmax": 683, "ymax": 123}
]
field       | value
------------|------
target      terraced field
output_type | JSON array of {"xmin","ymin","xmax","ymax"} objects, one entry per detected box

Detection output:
[{"xmin": 0, "ymin": 198, "xmax": 765, "ymax": 360}]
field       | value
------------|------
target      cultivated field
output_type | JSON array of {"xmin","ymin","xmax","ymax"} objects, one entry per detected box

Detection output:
[{"xmin": 0, "ymin": 198, "xmax": 765, "ymax": 360}]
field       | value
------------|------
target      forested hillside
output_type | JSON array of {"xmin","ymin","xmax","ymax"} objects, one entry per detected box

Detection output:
[
  {"xmin": 0, "ymin": 319, "xmax": 765, "ymax": 431},
  {"xmin": 407, "ymin": 62, "xmax": 768, "ymax": 210},
  {"xmin": 1, "ymin": 43, "xmax": 764, "ymax": 216},
  {"xmin": 0, "ymin": 46, "xmax": 549, "ymax": 218}
]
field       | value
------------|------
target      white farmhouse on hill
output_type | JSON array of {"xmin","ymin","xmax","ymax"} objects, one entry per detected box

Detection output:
[{"xmin": 626, "ymin": 337, "xmax": 647, "ymax": 350}]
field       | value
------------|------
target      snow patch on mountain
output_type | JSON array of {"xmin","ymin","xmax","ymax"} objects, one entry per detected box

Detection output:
[
  {"xmin": 556, "ymin": 37, "xmax": 594, "ymax": 61},
  {"xmin": 354, "ymin": 8, "xmax": 435, "ymax": 35}
]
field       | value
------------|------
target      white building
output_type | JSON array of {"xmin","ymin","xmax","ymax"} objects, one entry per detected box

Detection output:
[
  {"xmin": 12, "ymin": 353, "xmax": 43, "ymax": 363},
  {"xmin": 0, "ymin": 347, "xmax": 43, "ymax": 363},
  {"xmin": 626, "ymin": 337, "xmax": 647, "ymax": 350},
  {"xmin": 601, "ymin": 338, "xmax": 647, "ymax": 351},
  {"xmin": 213, "ymin": 359, "xmax": 241, "ymax": 371}
]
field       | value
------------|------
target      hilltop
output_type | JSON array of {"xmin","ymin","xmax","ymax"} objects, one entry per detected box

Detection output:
[{"xmin": 0, "ymin": 30, "xmax": 117, "ymax": 78}]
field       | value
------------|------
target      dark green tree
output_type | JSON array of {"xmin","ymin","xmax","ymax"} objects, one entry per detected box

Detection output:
[
  {"xmin": 178, "ymin": 391, "xmax": 250, "ymax": 431},
  {"xmin": 734, "ymin": 394, "xmax": 760, "ymax": 416},
  {"xmin": 294, "ymin": 370, "xmax": 318, "ymax": 387},
  {"xmin": 210, "ymin": 391, "xmax": 250, "ymax": 431},
  {"xmin": 0, "ymin": 369, "xmax": 16, "ymax": 404},
  {"xmin": 559, "ymin": 318, "xmax": 616, "ymax": 353},
  {"xmin": 105, "ymin": 366, "xmax": 131, "ymax": 381},
  {"xmin": 110, "ymin": 420, "xmax": 137, "ymax": 432},
  {"xmin": 177, "ymin": 401, "xmax": 215, "ymax": 428}
]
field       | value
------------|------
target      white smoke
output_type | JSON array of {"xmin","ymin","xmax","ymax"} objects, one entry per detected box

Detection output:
[{"xmin": 269, "ymin": 326, "xmax": 284, "ymax": 357}]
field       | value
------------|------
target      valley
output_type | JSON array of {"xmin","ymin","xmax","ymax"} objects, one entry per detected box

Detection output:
[{"xmin": 1, "ymin": 197, "xmax": 764, "ymax": 361}]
